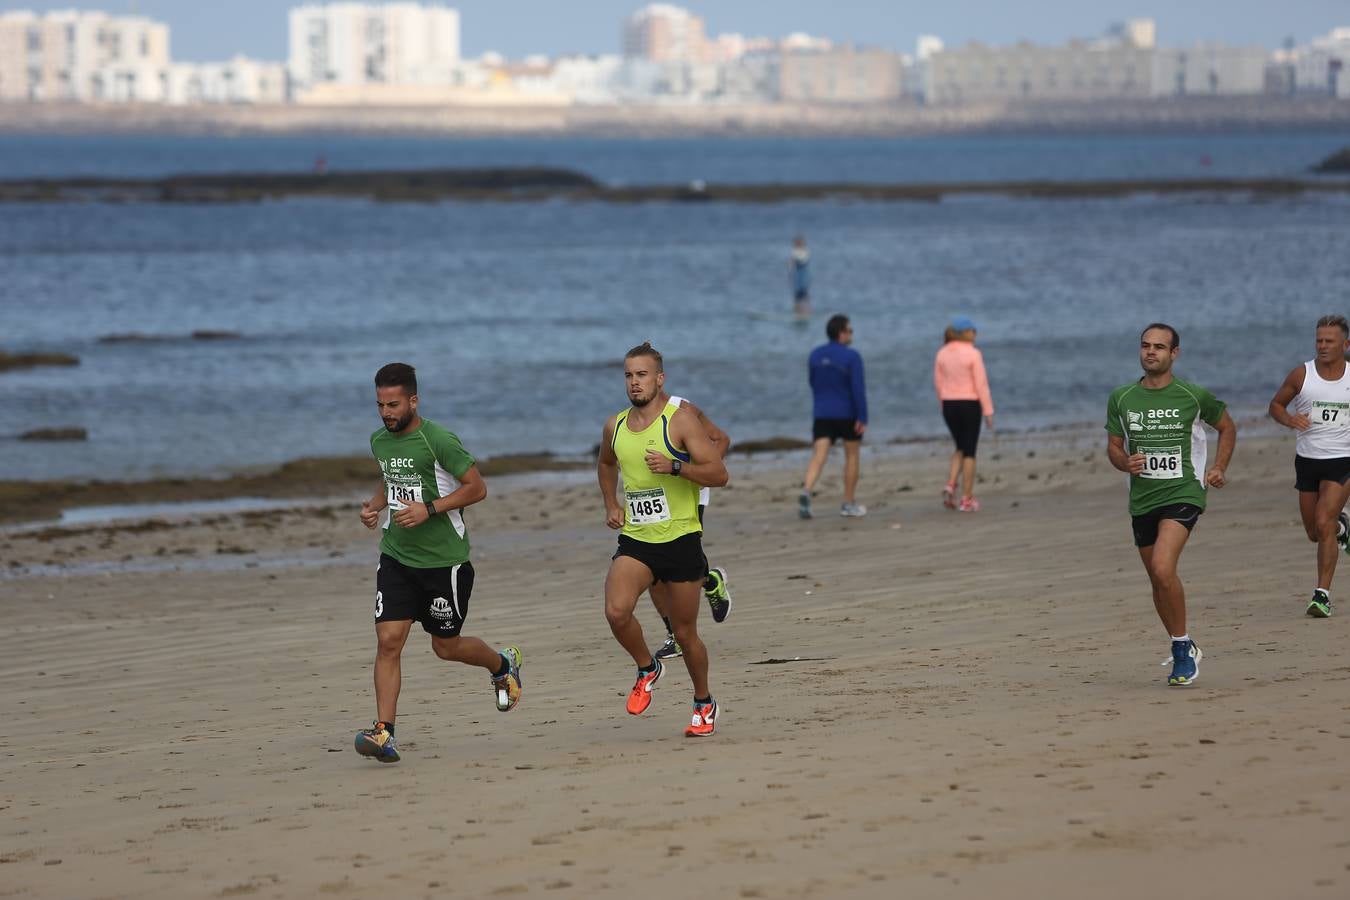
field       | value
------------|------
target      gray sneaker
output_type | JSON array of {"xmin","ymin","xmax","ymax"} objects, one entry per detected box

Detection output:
[
  {"xmin": 654, "ymin": 634, "xmax": 683, "ymax": 660},
  {"xmin": 840, "ymin": 502, "xmax": 867, "ymax": 517},
  {"xmin": 799, "ymin": 491, "xmax": 813, "ymax": 519}
]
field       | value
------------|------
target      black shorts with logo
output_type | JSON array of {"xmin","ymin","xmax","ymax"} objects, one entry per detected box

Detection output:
[
  {"xmin": 1294, "ymin": 454, "xmax": 1350, "ymax": 492},
  {"xmin": 813, "ymin": 417, "xmax": 862, "ymax": 444},
  {"xmin": 375, "ymin": 553, "xmax": 474, "ymax": 637},
  {"xmin": 1131, "ymin": 503, "xmax": 1203, "ymax": 548},
  {"xmin": 613, "ymin": 532, "xmax": 706, "ymax": 583}
]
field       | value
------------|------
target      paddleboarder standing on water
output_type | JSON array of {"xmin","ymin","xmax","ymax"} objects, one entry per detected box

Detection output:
[{"xmin": 790, "ymin": 235, "xmax": 811, "ymax": 319}]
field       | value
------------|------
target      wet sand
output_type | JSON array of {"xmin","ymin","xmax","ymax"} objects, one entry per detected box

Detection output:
[{"xmin": 2, "ymin": 430, "xmax": 1348, "ymax": 898}]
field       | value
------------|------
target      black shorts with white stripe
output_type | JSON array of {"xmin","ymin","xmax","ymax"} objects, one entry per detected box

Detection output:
[{"xmin": 374, "ymin": 553, "xmax": 474, "ymax": 637}]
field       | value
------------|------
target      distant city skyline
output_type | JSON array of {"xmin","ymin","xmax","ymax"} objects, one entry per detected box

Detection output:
[{"xmin": 2, "ymin": 0, "xmax": 1345, "ymax": 62}]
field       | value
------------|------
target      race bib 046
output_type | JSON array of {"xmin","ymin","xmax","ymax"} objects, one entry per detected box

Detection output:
[{"xmin": 1140, "ymin": 446, "xmax": 1182, "ymax": 480}]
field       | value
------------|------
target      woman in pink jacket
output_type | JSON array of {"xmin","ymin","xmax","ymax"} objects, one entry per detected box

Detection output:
[{"xmin": 934, "ymin": 315, "xmax": 994, "ymax": 512}]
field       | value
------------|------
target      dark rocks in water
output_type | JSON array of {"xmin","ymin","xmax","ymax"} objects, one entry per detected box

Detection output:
[
  {"xmin": 20, "ymin": 427, "xmax": 87, "ymax": 441},
  {"xmin": 733, "ymin": 436, "xmax": 812, "ymax": 454},
  {"xmin": 98, "ymin": 330, "xmax": 241, "ymax": 343},
  {"xmin": 0, "ymin": 351, "xmax": 79, "ymax": 371},
  {"xmin": 1312, "ymin": 147, "xmax": 1350, "ymax": 174},
  {"xmin": 98, "ymin": 333, "xmax": 172, "ymax": 343}
]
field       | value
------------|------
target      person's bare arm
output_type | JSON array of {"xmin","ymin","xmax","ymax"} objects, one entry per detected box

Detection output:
[
  {"xmin": 1268, "ymin": 365, "xmax": 1309, "ymax": 431},
  {"xmin": 644, "ymin": 409, "xmax": 728, "ymax": 487},
  {"xmin": 597, "ymin": 416, "xmax": 624, "ymax": 529}
]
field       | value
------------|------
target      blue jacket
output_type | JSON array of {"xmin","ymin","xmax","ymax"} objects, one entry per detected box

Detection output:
[{"xmin": 808, "ymin": 341, "xmax": 867, "ymax": 423}]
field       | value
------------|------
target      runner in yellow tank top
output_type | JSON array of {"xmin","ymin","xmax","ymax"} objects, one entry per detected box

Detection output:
[{"xmin": 597, "ymin": 342, "xmax": 729, "ymax": 737}]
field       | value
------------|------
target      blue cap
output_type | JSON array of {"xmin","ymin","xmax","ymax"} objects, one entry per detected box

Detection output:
[{"xmin": 951, "ymin": 315, "xmax": 977, "ymax": 332}]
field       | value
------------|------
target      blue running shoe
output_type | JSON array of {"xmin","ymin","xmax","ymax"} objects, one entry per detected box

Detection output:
[
  {"xmin": 798, "ymin": 491, "xmax": 812, "ymax": 520},
  {"xmin": 355, "ymin": 721, "xmax": 400, "ymax": 763},
  {"xmin": 1167, "ymin": 640, "xmax": 1202, "ymax": 686}
]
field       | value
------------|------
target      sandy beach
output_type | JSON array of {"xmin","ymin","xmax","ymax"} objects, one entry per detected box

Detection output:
[{"xmin": 2, "ymin": 426, "xmax": 1348, "ymax": 899}]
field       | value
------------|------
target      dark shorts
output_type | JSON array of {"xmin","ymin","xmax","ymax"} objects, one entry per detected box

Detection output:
[
  {"xmin": 1294, "ymin": 455, "xmax": 1350, "ymax": 492},
  {"xmin": 375, "ymin": 553, "xmax": 474, "ymax": 637},
  {"xmin": 613, "ymin": 532, "xmax": 706, "ymax": 583},
  {"xmin": 813, "ymin": 417, "xmax": 862, "ymax": 444},
  {"xmin": 942, "ymin": 400, "xmax": 983, "ymax": 457},
  {"xmin": 1131, "ymin": 503, "xmax": 1203, "ymax": 548}
]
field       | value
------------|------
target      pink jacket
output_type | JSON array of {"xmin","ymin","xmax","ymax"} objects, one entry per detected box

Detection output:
[{"xmin": 934, "ymin": 341, "xmax": 994, "ymax": 416}]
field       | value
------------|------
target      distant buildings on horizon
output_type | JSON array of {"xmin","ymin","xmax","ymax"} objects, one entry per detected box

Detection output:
[{"xmin": 0, "ymin": 3, "xmax": 1346, "ymax": 107}]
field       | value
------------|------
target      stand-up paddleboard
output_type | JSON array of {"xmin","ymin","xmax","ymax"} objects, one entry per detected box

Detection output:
[{"xmin": 749, "ymin": 310, "xmax": 811, "ymax": 324}]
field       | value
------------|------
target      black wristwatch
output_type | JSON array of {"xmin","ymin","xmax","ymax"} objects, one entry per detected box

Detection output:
[
  {"xmin": 670, "ymin": 458, "xmax": 682, "ymax": 477},
  {"xmin": 424, "ymin": 501, "xmax": 437, "ymax": 518}
]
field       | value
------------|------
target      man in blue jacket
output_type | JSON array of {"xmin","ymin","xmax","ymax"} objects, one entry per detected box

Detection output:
[{"xmin": 800, "ymin": 314, "xmax": 868, "ymax": 518}]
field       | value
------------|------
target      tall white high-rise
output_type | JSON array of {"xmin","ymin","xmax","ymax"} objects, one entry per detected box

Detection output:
[
  {"xmin": 622, "ymin": 4, "xmax": 707, "ymax": 63},
  {"xmin": 288, "ymin": 3, "xmax": 461, "ymax": 91}
]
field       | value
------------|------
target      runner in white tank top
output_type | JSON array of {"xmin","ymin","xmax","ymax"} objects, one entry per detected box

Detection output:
[
  {"xmin": 650, "ymin": 394, "xmax": 735, "ymax": 661},
  {"xmin": 1269, "ymin": 315, "xmax": 1350, "ymax": 617}
]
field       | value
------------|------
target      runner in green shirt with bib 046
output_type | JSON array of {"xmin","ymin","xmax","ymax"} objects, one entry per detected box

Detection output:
[{"xmin": 1106, "ymin": 323, "xmax": 1236, "ymax": 688}]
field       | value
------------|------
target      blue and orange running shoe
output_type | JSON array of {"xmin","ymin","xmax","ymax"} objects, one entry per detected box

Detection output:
[
  {"xmin": 626, "ymin": 659, "xmax": 664, "ymax": 715},
  {"xmin": 354, "ymin": 721, "xmax": 400, "ymax": 763},
  {"xmin": 493, "ymin": 646, "xmax": 523, "ymax": 711},
  {"xmin": 684, "ymin": 698, "xmax": 719, "ymax": 737}
]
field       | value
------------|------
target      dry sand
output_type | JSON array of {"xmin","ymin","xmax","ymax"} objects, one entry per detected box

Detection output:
[{"xmin": 2, "ymin": 428, "xmax": 1348, "ymax": 899}]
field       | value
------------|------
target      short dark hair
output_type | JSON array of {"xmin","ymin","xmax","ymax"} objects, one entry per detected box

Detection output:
[
  {"xmin": 1140, "ymin": 323, "xmax": 1179, "ymax": 349},
  {"xmin": 826, "ymin": 314, "xmax": 850, "ymax": 341},
  {"xmin": 624, "ymin": 341, "xmax": 663, "ymax": 372},
  {"xmin": 374, "ymin": 362, "xmax": 417, "ymax": 395},
  {"xmin": 1317, "ymin": 314, "xmax": 1349, "ymax": 337}
]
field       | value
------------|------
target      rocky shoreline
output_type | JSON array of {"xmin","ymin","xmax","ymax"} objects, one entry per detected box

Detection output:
[{"xmin": 4, "ymin": 168, "xmax": 1350, "ymax": 205}]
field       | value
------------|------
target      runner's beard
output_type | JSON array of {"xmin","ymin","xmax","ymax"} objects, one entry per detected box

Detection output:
[
  {"xmin": 384, "ymin": 413, "xmax": 413, "ymax": 432},
  {"xmin": 630, "ymin": 390, "xmax": 657, "ymax": 407}
]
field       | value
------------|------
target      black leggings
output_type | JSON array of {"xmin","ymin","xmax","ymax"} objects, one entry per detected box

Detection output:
[{"xmin": 942, "ymin": 400, "xmax": 983, "ymax": 457}]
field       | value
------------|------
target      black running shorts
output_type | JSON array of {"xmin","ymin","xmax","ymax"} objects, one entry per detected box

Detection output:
[
  {"xmin": 375, "ymin": 553, "xmax": 474, "ymax": 637},
  {"xmin": 813, "ymin": 418, "xmax": 862, "ymax": 444},
  {"xmin": 613, "ymin": 532, "xmax": 706, "ymax": 583},
  {"xmin": 1294, "ymin": 455, "xmax": 1350, "ymax": 492},
  {"xmin": 1131, "ymin": 503, "xmax": 1203, "ymax": 548}
]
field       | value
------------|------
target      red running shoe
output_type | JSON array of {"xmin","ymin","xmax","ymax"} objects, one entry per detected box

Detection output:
[
  {"xmin": 626, "ymin": 659, "xmax": 664, "ymax": 715},
  {"xmin": 684, "ymin": 699, "xmax": 719, "ymax": 737}
]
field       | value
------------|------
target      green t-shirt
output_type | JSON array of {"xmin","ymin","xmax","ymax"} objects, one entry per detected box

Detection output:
[
  {"xmin": 370, "ymin": 418, "xmax": 476, "ymax": 568},
  {"xmin": 1105, "ymin": 377, "xmax": 1227, "ymax": 516}
]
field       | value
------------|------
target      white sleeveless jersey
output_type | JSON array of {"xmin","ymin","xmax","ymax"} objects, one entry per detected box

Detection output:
[
  {"xmin": 667, "ymin": 395, "xmax": 712, "ymax": 506},
  {"xmin": 1293, "ymin": 360, "xmax": 1350, "ymax": 459}
]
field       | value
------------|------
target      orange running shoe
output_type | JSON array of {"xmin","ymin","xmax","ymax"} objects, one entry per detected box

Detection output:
[
  {"xmin": 684, "ymin": 698, "xmax": 719, "ymax": 737},
  {"xmin": 625, "ymin": 660, "xmax": 664, "ymax": 715}
]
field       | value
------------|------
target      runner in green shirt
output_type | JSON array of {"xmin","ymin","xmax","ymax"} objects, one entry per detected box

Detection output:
[
  {"xmin": 1106, "ymin": 324, "xmax": 1236, "ymax": 687},
  {"xmin": 352, "ymin": 362, "xmax": 522, "ymax": 764}
]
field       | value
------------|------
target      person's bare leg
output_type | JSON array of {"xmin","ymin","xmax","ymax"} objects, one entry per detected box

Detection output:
[
  {"xmin": 1313, "ymin": 480, "xmax": 1350, "ymax": 590},
  {"xmin": 946, "ymin": 450, "xmax": 962, "ymax": 487},
  {"xmin": 1138, "ymin": 521, "xmax": 1192, "ymax": 637},
  {"xmin": 843, "ymin": 440, "xmax": 861, "ymax": 505},
  {"xmin": 605, "ymin": 556, "xmax": 657, "ymax": 667},
  {"xmin": 802, "ymin": 438, "xmax": 832, "ymax": 493},
  {"xmin": 665, "ymin": 580, "xmax": 710, "ymax": 698},
  {"xmin": 961, "ymin": 456, "xmax": 977, "ymax": 501},
  {"xmin": 429, "ymin": 634, "xmax": 503, "ymax": 672},
  {"xmin": 374, "ymin": 619, "xmax": 413, "ymax": 724}
]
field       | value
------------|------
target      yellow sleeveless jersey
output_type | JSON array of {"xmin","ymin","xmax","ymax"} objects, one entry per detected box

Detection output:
[{"xmin": 612, "ymin": 401, "xmax": 702, "ymax": 543}]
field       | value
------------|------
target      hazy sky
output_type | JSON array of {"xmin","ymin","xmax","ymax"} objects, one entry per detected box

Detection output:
[{"xmin": 6, "ymin": 1, "xmax": 1346, "ymax": 61}]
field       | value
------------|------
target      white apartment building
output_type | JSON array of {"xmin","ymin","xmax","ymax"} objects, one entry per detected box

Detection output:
[
  {"xmin": 288, "ymin": 2, "xmax": 460, "ymax": 93},
  {"xmin": 926, "ymin": 21, "xmax": 1156, "ymax": 104},
  {"xmin": 622, "ymin": 3, "xmax": 707, "ymax": 63},
  {"xmin": 165, "ymin": 58, "xmax": 289, "ymax": 105},
  {"xmin": 0, "ymin": 9, "xmax": 169, "ymax": 101},
  {"xmin": 780, "ymin": 46, "xmax": 904, "ymax": 103},
  {"xmin": 1151, "ymin": 44, "xmax": 1268, "ymax": 97},
  {"xmin": 1288, "ymin": 27, "xmax": 1350, "ymax": 98}
]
